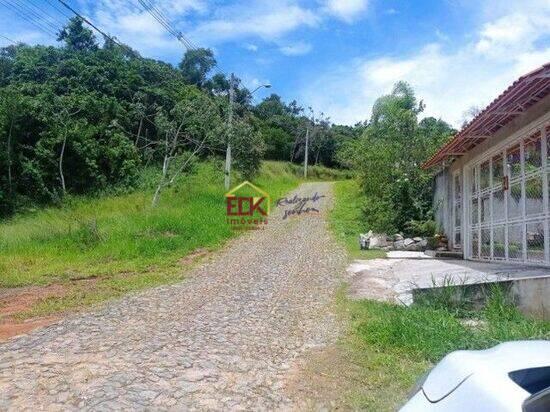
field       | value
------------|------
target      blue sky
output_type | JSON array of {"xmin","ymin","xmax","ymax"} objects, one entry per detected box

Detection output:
[{"xmin": 1, "ymin": 0, "xmax": 549, "ymax": 127}]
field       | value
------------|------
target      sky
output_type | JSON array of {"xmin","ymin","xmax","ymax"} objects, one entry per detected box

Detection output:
[{"xmin": 0, "ymin": 0, "xmax": 549, "ymax": 127}]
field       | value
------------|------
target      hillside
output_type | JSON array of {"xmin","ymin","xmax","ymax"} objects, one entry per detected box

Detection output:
[{"xmin": 0, "ymin": 161, "xmax": 347, "ymax": 321}]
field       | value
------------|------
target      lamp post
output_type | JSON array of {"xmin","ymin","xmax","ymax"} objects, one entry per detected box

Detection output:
[
  {"xmin": 224, "ymin": 78, "xmax": 272, "ymax": 190},
  {"xmin": 250, "ymin": 83, "xmax": 272, "ymax": 95}
]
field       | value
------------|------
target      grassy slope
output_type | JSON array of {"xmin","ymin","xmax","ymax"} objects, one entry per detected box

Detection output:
[
  {"xmin": 329, "ymin": 179, "xmax": 550, "ymax": 410},
  {"xmin": 330, "ymin": 180, "xmax": 385, "ymax": 259},
  {"xmin": 0, "ymin": 161, "xmax": 309, "ymax": 316}
]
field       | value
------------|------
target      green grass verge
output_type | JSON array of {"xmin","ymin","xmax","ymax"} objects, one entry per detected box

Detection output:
[
  {"xmin": 339, "ymin": 287, "xmax": 550, "ymax": 410},
  {"xmin": 329, "ymin": 179, "xmax": 550, "ymax": 410},
  {"xmin": 330, "ymin": 180, "xmax": 385, "ymax": 259},
  {"xmin": 0, "ymin": 160, "xmax": 304, "ymax": 316}
]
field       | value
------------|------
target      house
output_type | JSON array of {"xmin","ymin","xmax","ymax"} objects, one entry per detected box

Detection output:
[{"xmin": 423, "ymin": 63, "xmax": 550, "ymax": 265}]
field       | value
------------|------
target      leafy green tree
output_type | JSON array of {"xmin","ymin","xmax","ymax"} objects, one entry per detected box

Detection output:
[
  {"xmin": 340, "ymin": 82, "xmax": 453, "ymax": 233},
  {"xmin": 179, "ymin": 48, "xmax": 216, "ymax": 87},
  {"xmin": 57, "ymin": 17, "xmax": 98, "ymax": 52}
]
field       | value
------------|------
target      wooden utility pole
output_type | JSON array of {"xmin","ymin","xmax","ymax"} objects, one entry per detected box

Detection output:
[
  {"xmin": 304, "ymin": 126, "xmax": 309, "ymax": 179},
  {"xmin": 225, "ymin": 73, "xmax": 235, "ymax": 190}
]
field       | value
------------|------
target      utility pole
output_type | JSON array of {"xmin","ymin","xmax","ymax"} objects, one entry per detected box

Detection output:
[
  {"xmin": 225, "ymin": 73, "xmax": 235, "ymax": 190},
  {"xmin": 304, "ymin": 108, "xmax": 314, "ymax": 179},
  {"xmin": 304, "ymin": 126, "xmax": 309, "ymax": 179}
]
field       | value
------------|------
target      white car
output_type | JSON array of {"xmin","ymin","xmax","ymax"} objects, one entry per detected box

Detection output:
[{"xmin": 401, "ymin": 341, "xmax": 550, "ymax": 412}]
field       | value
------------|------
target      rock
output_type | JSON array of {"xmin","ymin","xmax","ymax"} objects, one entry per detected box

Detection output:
[
  {"xmin": 359, "ymin": 234, "xmax": 369, "ymax": 250},
  {"xmin": 393, "ymin": 240, "xmax": 405, "ymax": 250},
  {"xmin": 419, "ymin": 238, "xmax": 428, "ymax": 248},
  {"xmin": 406, "ymin": 242, "xmax": 422, "ymax": 251},
  {"xmin": 403, "ymin": 238, "xmax": 415, "ymax": 247},
  {"xmin": 369, "ymin": 234, "xmax": 388, "ymax": 249},
  {"xmin": 413, "ymin": 237, "xmax": 423, "ymax": 242},
  {"xmin": 394, "ymin": 233, "xmax": 404, "ymax": 241},
  {"xmin": 436, "ymin": 246, "xmax": 447, "ymax": 251}
]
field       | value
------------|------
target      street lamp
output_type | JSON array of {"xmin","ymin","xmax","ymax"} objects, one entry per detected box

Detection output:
[
  {"xmin": 250, "ymin": 84, "xmax": 272, "ymax": 95},
  {"xmin": 225, "ymin": 79, "xmax": 272, "ymax": 190}
]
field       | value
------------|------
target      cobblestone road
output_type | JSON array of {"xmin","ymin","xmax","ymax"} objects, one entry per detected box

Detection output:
[{"xmin": 0, "ymin": 182, "xmax": 347, "ymax": 411}]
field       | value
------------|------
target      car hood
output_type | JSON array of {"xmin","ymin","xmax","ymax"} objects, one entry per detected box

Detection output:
[{"xmin": 423, "ymin": 341, "xmax": 550, "ymax": 402}]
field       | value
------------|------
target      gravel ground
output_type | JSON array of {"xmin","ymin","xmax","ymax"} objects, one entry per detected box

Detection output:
[{"xmin": 0, "ymin": 182, "xmax": 347, "ymax": 411}]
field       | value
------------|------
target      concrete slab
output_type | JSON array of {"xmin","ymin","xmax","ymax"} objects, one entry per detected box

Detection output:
[
  {"xmin": 347, "ymin": 258, "xmax": 550, "ymax": 305},
  {"xmin": 386, "ymin": 251, "xmax": 433, "ymax": 259}
]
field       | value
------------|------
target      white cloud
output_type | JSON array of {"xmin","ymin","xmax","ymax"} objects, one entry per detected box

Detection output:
[
  {"xmin": 279, "ymin": 41, "xmax": 312, "ymax": 56},
  {"xmin": 244, "ymin": 43, "xmax": 259, "ymax": 52},
  {"xmin": 474, "ymin": 13, "xmax": 550, "ymax": 59},
  {"xmin": 323, "ymin": 0, "xmax": 369, "ymax": 23},
  {"xmin": 300, "ymin": 2, "xmax": 550, "ymax": 127},
  {"xmin": 190, "ymin": 3, "xmax": 319, "ymax": 44}
]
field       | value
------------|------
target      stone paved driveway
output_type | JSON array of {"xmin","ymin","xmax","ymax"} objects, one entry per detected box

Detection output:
[{"xmin": 0, "ymin": 182, "xmax": 347, "ymax": 411}]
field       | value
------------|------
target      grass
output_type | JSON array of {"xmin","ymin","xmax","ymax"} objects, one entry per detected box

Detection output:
[
  {"xmin": 338, "ymin": 287, "xmax": 550, "ymax": 410},
  {"xmin": 0, "ymin": 160, "xmax": 305, "ymax": 317},
  {"xmin": 328, "ymin": 178, "xmax": 550, "ymax": 410},
  {"xmin": 330, "ymin": 179, "xmax": 386, "ymax": 259}
]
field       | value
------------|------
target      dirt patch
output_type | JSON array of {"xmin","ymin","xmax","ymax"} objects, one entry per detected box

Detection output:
[
  {"xmin": 0, "ymin": 284, "xmax": 67, "ymax": 341},
  {"xmin": 285, "ymin": 344, "xmax": 365, "ymax": 410},
  {"xmin": 0, "ymin": 317, "xmax": 58, "ymax": 341},
  {"xmin": 178, "ymin": 248, "xmax": 210, "ymax": 266}
]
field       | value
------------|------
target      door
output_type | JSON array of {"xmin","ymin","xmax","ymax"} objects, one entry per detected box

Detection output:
[
  {"xmin": 452, "ymin": 172, "xmax": 462, "ymax": 250},
  {"xmin": 466, "ymin": 126, "xmax": 548, "ymax": 265}
]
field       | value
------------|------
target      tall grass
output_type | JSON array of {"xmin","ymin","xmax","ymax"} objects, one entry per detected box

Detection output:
[
  {"xmin": 0, "ymin": 161, "xmax": 302, "ymax": 288},
  {"xmin": 352, "ymin": 296, "xmax": 550, "ymax": 363},
  {"xmin": 330, "ymin": 180, "xmax": 386, "ymax": 259}
]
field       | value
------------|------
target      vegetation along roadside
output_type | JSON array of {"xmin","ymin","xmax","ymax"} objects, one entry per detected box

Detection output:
[
  {"xmin": 329, "ymin": 179, "xmax": 550, "ymax": 411},
  {"xmin": 0, "ymin": 161, "xmax": 348, "ymax": 323}
]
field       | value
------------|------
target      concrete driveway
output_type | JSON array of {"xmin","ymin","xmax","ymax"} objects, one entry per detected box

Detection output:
[{"xmin": 347, "ymin": 256, "xmax": 550, "ymax": 304}]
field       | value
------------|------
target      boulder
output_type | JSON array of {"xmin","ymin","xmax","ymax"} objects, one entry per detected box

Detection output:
[
  {"xmin": 359, "ymin": 234, "xmax": 369, "ymax": 250},
  {"xmin": 393, "ymin": 240, "xmax": 405, "ymax": 250},
  {"xmin": 403, "ymin": 238, "xmax": 415, "ymax": 247},
  {"xmin": 413, "ymin": 237, "xmax": 423, "ymax": 242},
  {"xmin": 394, "ymin": 233, "xmax": 404, "ymax": 241},
  {"xmin": 369, "ymin": 234, "xmax": 388, "ymax": 249},
  {"xmin": 406, "ymin": 242, "xmax": 422, "ymax": 251}
]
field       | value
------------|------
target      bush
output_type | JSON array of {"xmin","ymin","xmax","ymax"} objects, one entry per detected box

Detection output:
[{"xmin": 405, "ymin": 219, "xmax": 438, "ymax": 237}]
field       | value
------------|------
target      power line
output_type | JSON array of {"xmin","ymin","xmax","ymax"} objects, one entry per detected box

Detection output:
[
  {"xmin": 137, "ymin": 0, "xmax": 195, "ymax": 50},
  {"xmin": 42, "ymin": 0, "xmax": 72, "ymax": 20},
  {"xmin": 0, "ymin": 0, "xmax": 58, "ymax": 38},
  {"xmin": 135, "ymin": 0, "xmax": 229, "ymax": 81},
  {"xmin": 56, "ymin": 0, "xmax": 135, "ymax": 54},
  {"xmin": 0, "ymin": 33, "xmax": 17, "ymax": 44},
  {"xmin": 12, "ymin": 0, "xmax": 61, "ymax": 33},
  {"xmin": 27, "ymin": 0, "xmax": 68, "ymax": 28}
]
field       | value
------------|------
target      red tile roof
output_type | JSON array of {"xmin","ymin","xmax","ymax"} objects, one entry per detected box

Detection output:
[{"xmin": 422, "ymin": 62, "xmax": 550, "ymax": 169}]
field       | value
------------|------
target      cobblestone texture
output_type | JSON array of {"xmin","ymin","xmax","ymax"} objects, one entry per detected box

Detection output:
[{"xmin": 0, "ymin": 182, "xmax": 347, "ymax": 411}]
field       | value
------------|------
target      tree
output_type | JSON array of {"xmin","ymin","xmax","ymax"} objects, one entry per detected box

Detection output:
[
  {"xmin": 461, "ymin": 105, "xmax": 481, "ymax": 128},
  {"xmin": 57, "ymin": 17, "xmax": 98, "ymax": 52},
  {"xmin": 151, "ymin": 87, "xmax": 223, "ymax": 206},
  {"xmin": 51, "ymin": 96, "xmax": 82, "ymax": 195},
  {"xmin": 0, "ymin": 90, "xmax": 21, "ymax": 196},
  {"xmin": 339, "ymin": 82, "xmax": 453, "ymax": 233},
  {"xmin": 179, "ymin": 48, "xmax": 216, "ymax": 87}
]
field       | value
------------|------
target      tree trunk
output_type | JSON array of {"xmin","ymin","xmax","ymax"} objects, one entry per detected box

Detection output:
[
  {"xmin": 152, "ymin": 136, "xmax": 171, "ymax": 208},
  {"xmin": 59, "ymin": 133, "xmax": 67, "ymax": 195},
  {"xmin": 135, "ymin": 117, "xmax": 143, "ymax": 146},
  {"xmin": 7, "ymin": 117, "xmax": 13, "ymax": 195}
]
